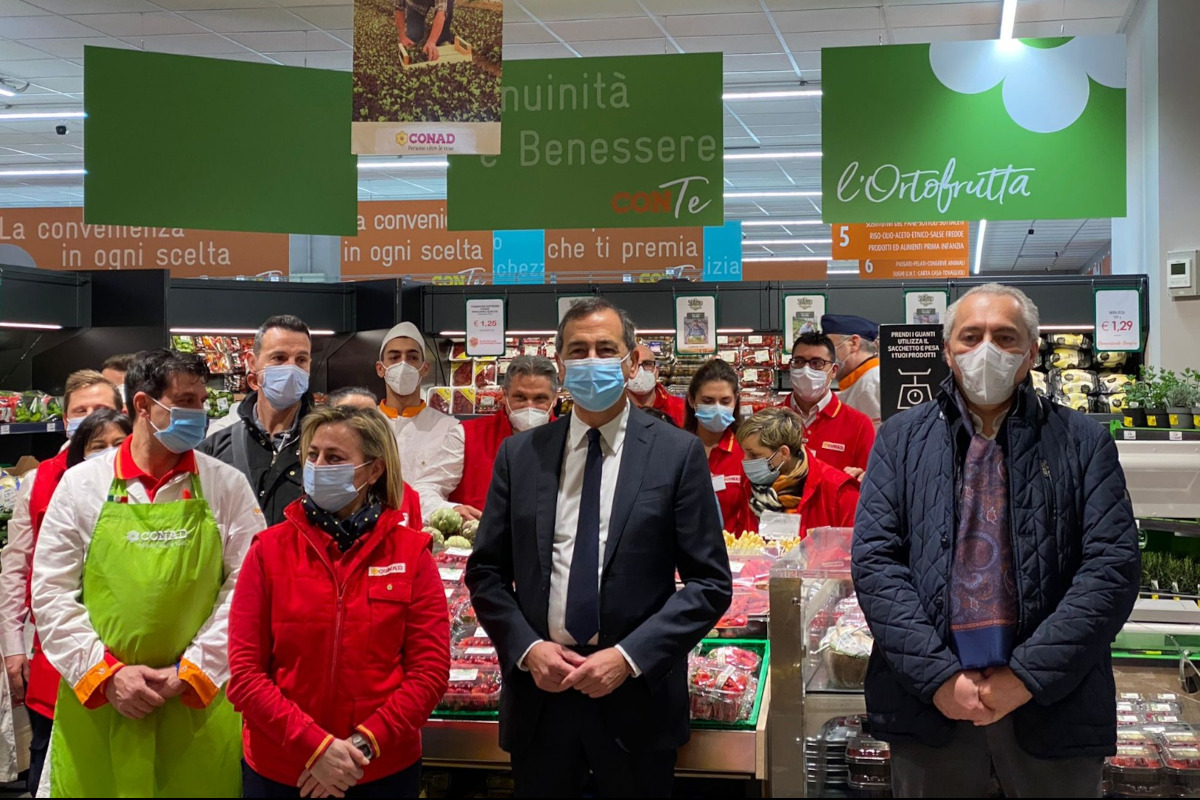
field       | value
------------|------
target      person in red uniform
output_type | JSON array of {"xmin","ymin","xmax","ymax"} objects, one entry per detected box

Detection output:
[
  {"xmin": 737, "ymin": 407, "xmax": 859, "ymax": 536},
  {"xmin": 228, "ymin": 404, "xmax": 450, "ymax": 799},
  {"xmin": 683, "ymin": 359, "xmax": 754, "ymax": 536},
  {"xmin": 626, "ymin": 344, "xmax": 685, "ymax": 426},
  {"xmin": 0, "ymin": 369, "xmax": 122, "ymax": 795},
  {"xmin": 448, "ymin": 355, "xmax": 558, "ymax": 515},
  {"xmin": 329, "ymin": 386, "xmax": 424, "ymax": 529},
  {"xmin": 779, "ymin": 331, "xmax": 875, "ymax": 477}
]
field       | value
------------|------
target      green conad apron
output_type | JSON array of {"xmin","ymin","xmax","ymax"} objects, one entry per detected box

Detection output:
[{"xmin": 49, "ymin": 475, "xmax": 242, "ymax": 798}]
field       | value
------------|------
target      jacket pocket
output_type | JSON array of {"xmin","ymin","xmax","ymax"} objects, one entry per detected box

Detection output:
[{"xmin": 367, "ymin": 579, "xmax": 412, "ymax": 661}]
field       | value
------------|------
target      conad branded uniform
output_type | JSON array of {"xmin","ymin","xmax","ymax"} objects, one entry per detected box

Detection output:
[
  {"xmin": 780, "ymin": 391, "xmax": 875, "ymax": 474},
  {"xmin": 31, "ymin": 441, "xmax": 265, "ymax": 796},
  {"xmin": 635, "ymin": 384, "xmax": 686, "ymax": 427},
  {"xmin": 707, "ymin": 429, "xmax": 755, "ymax": 535}
]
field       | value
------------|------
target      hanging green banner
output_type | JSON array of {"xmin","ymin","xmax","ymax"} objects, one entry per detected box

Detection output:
[
  {"xmin": 822, "ymin": 36, "xmax": 1126, "ymax": 223},
  {"xmin": 448, "ymin": 53, "xmax": 724, "ymax": 231}
]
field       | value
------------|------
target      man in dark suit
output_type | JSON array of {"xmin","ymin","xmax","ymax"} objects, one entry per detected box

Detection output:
[{"xmin": 466, "ymin": 297, "xmax": 732, "ymax": 798}]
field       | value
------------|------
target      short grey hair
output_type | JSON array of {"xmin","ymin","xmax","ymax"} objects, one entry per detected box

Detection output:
[
  {"xmin": 554, "ymin": 296, "xmax": 637, "ymax": 354},
  {"xmin": 326, "ymin": 386, "xmax": 377, "ymax": 406},
  {"xmin": 944, "ymin": 283, "xmax": 1040, "ymax": 343},
  {"xmin": 502, "ymin": 355, "xmax": 560, "ymax": 392}
]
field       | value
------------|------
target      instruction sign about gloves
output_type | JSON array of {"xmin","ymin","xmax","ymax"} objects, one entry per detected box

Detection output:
[
  {"xmin": 1094, "ymin": 287, "xmax": 1142, "ymax": 352},
  {"xmin": 675, "ymin": 295, "xmax": 718, "ymax": 356},
  {"xmin": 878, "ymin": 324, "xmax": 949, "ymax": 421},
  {"xmin": 465, "ymin": 297, "xmax": 505, "ymax": 357},
  {"xmin": 351, "ymin": 0, "xmax": 502, "ymax": 154}
]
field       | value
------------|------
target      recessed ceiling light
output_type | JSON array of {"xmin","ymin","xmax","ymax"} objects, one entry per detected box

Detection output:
[{"xmin": 723, "ymin": 90, "xmax": 822, "ymax": 100}]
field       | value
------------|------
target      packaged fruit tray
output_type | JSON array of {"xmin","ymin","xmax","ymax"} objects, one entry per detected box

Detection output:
[{"xmin": 431, "ymin": 638, "xmax": 769, "ymax": 730}]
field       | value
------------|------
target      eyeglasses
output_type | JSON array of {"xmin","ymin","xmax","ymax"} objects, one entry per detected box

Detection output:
[{"xmin": 789, "ymin": 357, "xmax": 834, "ymax": 371}]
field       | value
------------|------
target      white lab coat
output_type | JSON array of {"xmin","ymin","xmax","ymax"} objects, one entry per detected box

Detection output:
[
  {"xmin": 390, "ymin": 405, "xmax": 464, "ymax": 523},
  {"xmin": 837, "ymin": 363, "xmax": 882, "ymax": 429},
  {"xmin": 31, "ymin": 448, "xmax": 265, "ymax": 695}
]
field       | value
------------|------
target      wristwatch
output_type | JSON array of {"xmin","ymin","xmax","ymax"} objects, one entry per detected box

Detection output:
[{"xmin": 350, "ymin": 733, "xmax": 373, "ymax": 762}]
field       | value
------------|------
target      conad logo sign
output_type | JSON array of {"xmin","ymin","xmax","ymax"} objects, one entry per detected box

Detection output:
[
  {"xmin": 126, "ymin": 529, "xmax": 191, "ymax": 547},
  {"xmin": 395, "ymin": 131, "xmax": 457, "ymax": 146}
]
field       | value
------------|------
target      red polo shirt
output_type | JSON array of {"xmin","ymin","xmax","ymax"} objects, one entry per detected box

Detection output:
[
  {"xmin": 633, "ymin": 384, "xmax": 685, "ymax": 427},
  {"xmin": 707, "ymin": 429, "xmax": 754, "ymax": 535},
  {"xmin": 448, "ymin": 409, "xmax": 515, "ymax": 512},
  {"xmin": 780, "ymin": 392, "xmax": 875, "ymax": 473},
  {"xmin": 115, "ymin": 438, "xmax": 198, "ymax": 501}
]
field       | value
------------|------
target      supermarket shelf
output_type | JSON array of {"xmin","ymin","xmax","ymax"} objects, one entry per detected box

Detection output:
[
  {"xmin": 1117, "ymin": 427, "xmax": 1200, "ymax": 442},
  {"xmin": 1138, "ymin": 518, "xmax": 1200, "ymax": 537},
  {"xmin": 423, "ymin": 685, "xmax": 770, "ymax": 780},
  {"xmin": 0, "ymin": 421, "xmax": 63, "ymax": 435}
]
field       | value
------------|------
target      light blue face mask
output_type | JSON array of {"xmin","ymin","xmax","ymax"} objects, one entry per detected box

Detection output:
[
  {"xmin": 65, "ymin": 416, "xmax": 83, "ymax": 439},
  {"xmin": 303, "ymin": 461, "xmax": 369, "ymax": 513},
  {"xmin": 694, "ymin": 403, "xmax": 735, "ymax": 434},
  {"xmin": 85, "ymin": 445, "xmax": 119, "ymax": 461},
  {"xmin": 743, "ymin": 449, "xmax": 782, "ymax": 487},
  {"xmin": 151, "ymin": 399, "xmax": 209, "ymax": 454},
  {"xmin": 259, "ymin": 364, "xmax": 310, "ymax": 410},
  {"xmin": 563, "ymin": 354, "xmax": 630, "ymax": 413}
]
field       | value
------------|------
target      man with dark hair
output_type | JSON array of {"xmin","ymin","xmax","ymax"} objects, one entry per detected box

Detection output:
[
  {"xmin": 467, "ymin": 296, "xmax": 732, "ymax": 798},
  {"xmin": 101, "ymin": 353, "xmax": 135, "ymax": 408},
  {"xmin": 449, "ymin": 355, "xmax": 558, "ymax": 515},
  {"xmin": 779, "ymin": 330, "xmax": 875, "ymax": 475},
  {"xmin": 625, "ymin": 344, "xmax": 685, "ymax": 426},
  {"xmin": 199, "ymin": 315, "xmax": 313, "ymax": 526},
  {"xmin": 32, "ymin": 349, "xmax": 265, "ymax": 796}
]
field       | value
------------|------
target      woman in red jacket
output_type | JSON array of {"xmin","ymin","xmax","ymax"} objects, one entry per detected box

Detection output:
[
  {"xmin": 228, "ymin": 405, "xmax": 450, "ymax": 799},
  {"xmin": 737, "ymin": 407, "xmax": 859, "ymax": 536},
  {"xmin": 682, "ymin": 359, "xmax": 755, "ymax": 536}
]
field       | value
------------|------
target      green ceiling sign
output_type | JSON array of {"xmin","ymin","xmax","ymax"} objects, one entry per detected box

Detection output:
[
  {"xmin": 822, "ymin": 36, "xmax": 1127, "ymax": 223},
  {"xmin": 448, "ymin": 53, "xmax": 724, "ymax": 231}
]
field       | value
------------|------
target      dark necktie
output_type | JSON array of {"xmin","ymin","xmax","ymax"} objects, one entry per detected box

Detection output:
[{"xmin": 565, "ymin": 427, "xmax": 603, "ymax": 646}]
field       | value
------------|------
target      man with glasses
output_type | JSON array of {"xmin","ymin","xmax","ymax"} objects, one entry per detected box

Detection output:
[
  {"xmin": 780, "ymin": 331, "xmax": 875, "ymax": 475},
  {"xmin": 625, "ymin": 344, "xmax": 685, "ymax": 426},
  {"xmin": 376, "ymin": 321, "xmax": 464, "ymax": 524}
]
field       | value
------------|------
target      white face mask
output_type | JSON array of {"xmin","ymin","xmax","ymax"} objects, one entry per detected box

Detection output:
[
  {"xmin": 384, "ymin": 362, "xmax": 423, "ymax": 397},
  {"xmin": 790, "ymin": 366, "xmax": 830, "ymax": 403},
  {"xmin": 509, "ymin": 405, "xmax": 550, "ymax": 432},
  {"xmin": 953, "ymin": 340, "xmax": 1028, "ymax": 407},
  {"xmin": 626, "ymin": 366, "xmax": 657, "ymax": 395}
]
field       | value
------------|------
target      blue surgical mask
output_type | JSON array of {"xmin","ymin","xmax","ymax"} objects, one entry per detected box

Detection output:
[
  {"xmin": 259, "ymin": 364, "xmax": 309, "ymax": 410},
  {"xmin": 564, "ymin": 355, "xmax": 629, "ymax": 413},
  {"xmin": 151, "ymin": 399, "xmax": 209, "ymax": 454},
  {"xmin": 65, "ymin": 416, "xmax": 83, "ymax": 439},
  {"xmin": 743, "ymin": 449, "xmax": 782, "ymax": 487},
  {"xmin": 303, "ymin": 461, "xmax": 368, "ymax": 513},
  {"xmin": 694, "ymin": 404, "xmax": 735, "ymax": 433},
  {"xmin": 85, "ymin": 445, "xmax": 118, "ymax": 462}
]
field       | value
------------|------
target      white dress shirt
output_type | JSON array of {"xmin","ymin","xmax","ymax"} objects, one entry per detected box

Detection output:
[
  {"xmin": 521, "ymin": 402, "xmax": 640, "ymax": 676},
  {"xmin": 791, "ymin": 390, "xmax": 833, "ymax": 429}
]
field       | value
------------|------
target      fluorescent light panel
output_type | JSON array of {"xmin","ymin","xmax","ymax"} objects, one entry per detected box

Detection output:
[
  {"xmin": 724, "ymin": 151, "xmax": 821, "ymax": 161},
  {"xmin": 1040, "ymin": 324, "xmax": 1096, "ymax": 331},
  {"xmin": 740, "ymin": 219, "xmax": 823, "ymax": 226},
  {"xmin": 1000, "ymin": 0, "xmax": 1018, "ymax": 39},
  {"xmin": 360, "ymin": 151, "xmax": 819, "ymax": 169},
  {"xmin": 358, "ymin": 159, "xmax": 449, "ymax": 170},
  {"xmin": 723, "ymin": 90, "xmax": 822, "ymax": 100},
  {"xmin": 745, "ymin": 238, "xmax": 833, "ymax": 246},
  {"xmin": 973, "ymin": 219, "xmax": 987, "ymax": 274},
  {"xmin": 0, "ymin": 86, "xmax": 16, "ymax": 98},
  {"xmin": 725, "ymin": 190, "xmax": 821, "ymax": 198},
  {"xmin": 0, "ymin": 321, "xmax": 62, "ymax": 330},
  {"xmin": 0, "ymin": 168, "xmax": 84, "ymax": 177},
  {"xmin": 743, "ymin": 256, "xmax": 828, "ymax": 263},
  {"xmin": 170, "ymin": 327, "xmax": 336, "ymax": 336},
  {"xmin": 0, "ymin": 111, "xmax": 86, "ymax": 121}
]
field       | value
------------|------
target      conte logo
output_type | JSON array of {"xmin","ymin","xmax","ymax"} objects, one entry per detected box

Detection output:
[
  {"xmin": 126, "ymin": 529, "xmax": 190, "ymax": 547},
  {"xmin": 798, "ymin": 297, "xmax": 814, "ymax": 310}
]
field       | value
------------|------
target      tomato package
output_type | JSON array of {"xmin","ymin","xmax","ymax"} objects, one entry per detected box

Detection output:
[
  {"xmin": 1105, "ymin": 744, "xmax": 1164, "ymax": 799},
  {"xmin": 428, "ymin": 388, "xmax": 452, "ymax": 415},
  {"xmin": 452, "ymin": 388, "xmax": 476, "ymax": 416},
  {"xmin": 705, "ymin": 646, "xmax": 761, "ymax": 673},
  {"xmin": 439, "ymin": 667, "xmax": 502, "ymax": 712},
  {"xmin": 688, "ymin": 659, "xmax": 757, "ymax": 724}
]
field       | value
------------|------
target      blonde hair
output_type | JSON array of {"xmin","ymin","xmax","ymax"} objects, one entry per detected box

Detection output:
[
  {"xmin": 737, "ymin": 406, "xmax": 806, "ymax": 453},
  {"xmin": 64, "ymin": 369, "xmax": 122, "ymax": 411},
  {"xmin": 300, "ymin": 405, "xmax": 404, "ymax": 509}
]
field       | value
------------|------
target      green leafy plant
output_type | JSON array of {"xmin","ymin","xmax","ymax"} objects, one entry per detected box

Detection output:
[
  {"xmin": 1139, "ymin": 365, "xmax": 1168, "ymax": 409},
  {"xmin": 1165, "ymin": 373, "xmax": 1200, "ymax": 409}
]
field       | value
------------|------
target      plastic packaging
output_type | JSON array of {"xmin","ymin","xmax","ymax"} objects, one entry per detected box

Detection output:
[
  {"xmin": 1105, "ymin": 745, "xmax": 1164, "ymax": 798},
  {"xmin": 688, "ymin": 660, "xmax": 757, "ymax": 724},
  {"xmin": 705, "ymin": 646, "xmax": 761, "ymax": 673},
  {"xmin": 1163, "ymin": 746, "xmax": 1200, "ymax": 796},
  {"xmin": 439, "ymin": 666, "xmax": 501, "ymax": 712},
  {"xmin": 846, "ymin": 735, "xmax": 891, "ymax": 787}
]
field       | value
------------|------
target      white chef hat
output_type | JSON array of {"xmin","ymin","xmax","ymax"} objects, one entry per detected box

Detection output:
[{"xmin": 379, "ymin": 321, "xmax": 430, "ymax": 363}]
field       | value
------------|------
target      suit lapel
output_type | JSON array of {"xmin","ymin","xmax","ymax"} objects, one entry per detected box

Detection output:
[
  {"xmin": 536, "ymin": 417, "xmax": 571, "ymax": 581},
  {"xmin": 603, "ymin": 412, "xmax": 655, "ymax": 572}
]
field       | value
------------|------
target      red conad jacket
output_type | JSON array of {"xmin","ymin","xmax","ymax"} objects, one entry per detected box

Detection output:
[
  {"xmin": 227, "ymin": 501, "xmax": 450, "ymax": 786},
  {"xmin": 24, "ymin": 449, "xmax": 71, "ymax": 718},
  {"xmin": 447, "ymin": 410, "xmax": 513, "ymax": 512},
  {"xmin": 746, "ymin": 450, "xmax": 861, "ymax": 535}
]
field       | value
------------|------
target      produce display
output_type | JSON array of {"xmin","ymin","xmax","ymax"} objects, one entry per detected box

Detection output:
[
  {"xmin": 1030, "ymin": 331, "xmax": 1138, "ymax": 414},
  {"xmin": 687, "ymin": 647, "xmax": 760, "ymax": 724},
  {"xmin": 0, "ymin": 470, "xmax": 21, "ymax": 519},
  {"xmin": 0, "ymin": 391, "xmax": 62, "ymax": 424},
  {"xmin": 1109, "ymin": 694, "xmax": 1200, "ymax": 797},
  {"xmin": 805, "ymin": 715, "xmax": 868, "ymax": 797},
  {"xmin": 440, "ymin": 666, "xmax": 501, "ymax": 712},
  {"xmin": 205, "ymin": 388, "xmax": 237, "ymax": 419},
  {"xmin": 846, "ymin": 735, "xmax": 892, "ymax": 791},
  {"xmin": 353, "ymin": 0, "xmax": 501, "ymax": 124}
]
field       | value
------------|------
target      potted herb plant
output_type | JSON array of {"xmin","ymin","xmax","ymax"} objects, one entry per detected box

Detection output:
[
  {"xmin": 1166, "ymin": 370, "xmax": 1199, "ymax": 430},
  {"xmin": 1141, "ymin": 366, "xmax": 1169, "ymax": 428},
  {"xmin": 1124, "ymin": 377, "xmax": 1149, "ymax": 428},
  {"xmin": 1187, "ymin": 369, "xmax": 1200, "ymax": 429}
]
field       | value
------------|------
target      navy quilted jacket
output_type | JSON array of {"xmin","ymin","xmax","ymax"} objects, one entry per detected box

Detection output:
[{"xmin": 851, "ymin": 375, "xmax": 1139, "ymax": 759}]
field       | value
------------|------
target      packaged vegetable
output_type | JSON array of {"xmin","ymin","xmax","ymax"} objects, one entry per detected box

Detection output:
[{"xmin": 1047, "ymin": 347, "xmax": 1092, "ymax": 370}]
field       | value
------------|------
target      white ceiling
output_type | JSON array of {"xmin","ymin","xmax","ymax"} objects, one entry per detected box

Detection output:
[{"xmin": 0, "ymin": 0, "xmax": 1137, "ymax": 273}]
